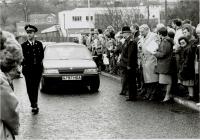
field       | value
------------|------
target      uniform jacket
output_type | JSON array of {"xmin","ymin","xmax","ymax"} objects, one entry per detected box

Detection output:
[
  {"xmin": 0, "ymin": 70, "xmax": 19, "ymax": 140},
  {"xmin": 154, "ymin": 36, "xmax": 174, "ymax": 74},
  {"xmin": 21, "ymin": 40, "xmax": 44, "ymax": 73},
  {"xmin": 120, "ymin": 36, "xmax": 138, "ymax": 70}
]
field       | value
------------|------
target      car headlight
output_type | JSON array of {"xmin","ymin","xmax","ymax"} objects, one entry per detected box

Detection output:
[
  {"xmin": 44, "ymin": 69, "xmax": 59, "ymax": 74},
  {"xmin": 84, "ymin": 68, "xmax": 98, "ymax": 74}
]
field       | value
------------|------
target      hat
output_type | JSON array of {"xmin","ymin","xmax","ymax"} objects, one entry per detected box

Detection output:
[
  {"xmin": 24, "ymin": 24, "xmax": 38, "ymax": 32},
  {"xmin": 122, "ymin": 26, "xmax": 131, "ymax": 33},
  {"xmin": 182, "ymin": 24, "xmax": 193, "ymax": 34}
]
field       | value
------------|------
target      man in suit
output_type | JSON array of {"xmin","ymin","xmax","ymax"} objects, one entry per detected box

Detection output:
[
  {"xmin": 120, "ymin": 26, "xmax": 138, "ymax": 101},
  {"xmin": 21, "ymin": 24, "xmax": 44, "ymax": 115}
]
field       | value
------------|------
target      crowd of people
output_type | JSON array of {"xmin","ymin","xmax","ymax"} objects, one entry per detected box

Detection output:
[
  {"xmin": 81, "ymin": 19, "xmax": 200, "ymax": 103},
  {"xmin": 0, "ymin": 19, "xmax": 200, "ymax": 139}
]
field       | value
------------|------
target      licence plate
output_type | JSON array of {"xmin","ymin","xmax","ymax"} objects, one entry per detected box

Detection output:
[{"xmin": 62, "ymin": 75, "xmax": 82, "ymax": 80}]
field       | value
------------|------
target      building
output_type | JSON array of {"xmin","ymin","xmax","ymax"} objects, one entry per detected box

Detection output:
[
  {"xmin": 58, "ymin": 6, "xmax": 162, "ymax": 35},
  {"xmin": 29, "ymin": 13, "xmax": 57, "ymax": 25},
  {"xmin": 16, "ymin": 13, "xmax": 58, "ymax": 38}
]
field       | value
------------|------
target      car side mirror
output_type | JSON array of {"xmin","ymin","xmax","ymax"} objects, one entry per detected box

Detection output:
[{"xmin": 92, "ymin": 55, "xmax": 98, "ymax": 61}]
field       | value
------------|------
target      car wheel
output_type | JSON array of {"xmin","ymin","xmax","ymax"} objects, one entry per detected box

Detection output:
[
  {"xmin": 90, "ymin": 76, "xmax": 100, "ymax": 92},
  {"xmin": 40, "ymin": 77, "xmax": 48, "ymax": 92}
]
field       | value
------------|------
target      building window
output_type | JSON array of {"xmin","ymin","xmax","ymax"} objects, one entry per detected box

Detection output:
[
  {"xmin": 86, "ymin": 16, "xmax": 93, "ymax": 21},
  {"xmin": 34, "ymin": 19, "xmax": 38, "ymax": 24},
  {"xmin": 47, "ymin": 16, "xmax": 53, "ymax": 23},
  {"xmin": 72, "ymin": 16, "xmax": 82, "ymax": 21}
]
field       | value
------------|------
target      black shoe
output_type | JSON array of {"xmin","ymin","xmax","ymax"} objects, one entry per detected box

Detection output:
[
  {"xmin": 32, "ymin": 107, "xmax": 39, "ymax": 115},
  {"xmin": 119, "ymin": 92, "xmax": 126, "ymax": 96},
  {"xmin": 161, "ymin": 98, "xmax": 173, "ymax": 103},
  {"xmin": 126, "ymin": 98, "xmax": 137, "ymax": 101},
  {"xmin": 185, "ymin": 96, "xmax": 195, "ymax": 101}
]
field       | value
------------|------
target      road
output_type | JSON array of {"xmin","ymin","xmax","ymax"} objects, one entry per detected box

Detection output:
[{"xmin": 13, "ymin": 75, "xmax": 200, "ymax": 139}]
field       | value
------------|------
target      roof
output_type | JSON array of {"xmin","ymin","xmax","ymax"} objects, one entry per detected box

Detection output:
[
  {"xmin": 60, "ymin": 6, "xmax": 161, "ymax": 14},
  {"xmin": 34, "ymin": 24, "xmax": 56, "ymax": 33},
  {"xmin": 41, "ymin": 25, "xmax": 58, "ymax": 33},
  {"xmin": 29, "ymin": 13, "xmax": 56, "ymax": 19}
]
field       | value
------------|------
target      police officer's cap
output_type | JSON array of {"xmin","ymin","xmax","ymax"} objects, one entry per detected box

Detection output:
[{"xmin": 25, "ymin": 24, "xmax": 38, "ymax": 32}]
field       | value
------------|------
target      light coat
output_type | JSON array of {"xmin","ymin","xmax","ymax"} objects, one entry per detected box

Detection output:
[
  {"xmin": 139, "ymin": 32, "xmax": 160, "ymax": 83},
  {"xmin": 0, "ymin": 71, "xmax": 19, "ymax": 140}
]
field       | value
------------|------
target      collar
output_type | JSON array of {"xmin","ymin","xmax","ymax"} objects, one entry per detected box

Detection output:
[
  {"xmin": 176, "ymin": 27, "xmax": 182, "ymax": 31},
  {"xmin": 28, "ymin": 40, "xmax": 35, "ymax": 45}
]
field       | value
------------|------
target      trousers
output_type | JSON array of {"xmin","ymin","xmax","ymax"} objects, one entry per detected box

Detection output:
[{"xmin": 23, "ymin": 67, "xmax": 42, "ymax": 108}]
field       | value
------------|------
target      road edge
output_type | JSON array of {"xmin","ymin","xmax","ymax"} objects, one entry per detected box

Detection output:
[{"xmin": 100, "ymin": 71, "xmax": 200, "ymax": 112}]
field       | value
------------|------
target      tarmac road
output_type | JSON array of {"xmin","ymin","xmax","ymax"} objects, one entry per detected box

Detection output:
[{"xmin": 13, "ymin": 75, "xmax": 200, "ymax": 139}]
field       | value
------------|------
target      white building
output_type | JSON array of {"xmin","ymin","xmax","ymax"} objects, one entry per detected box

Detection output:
[{"xmin": 58, "ymin": 6, "xmax": 162, "ymax": 35}]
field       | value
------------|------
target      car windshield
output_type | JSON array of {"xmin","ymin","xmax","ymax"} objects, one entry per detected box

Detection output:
[{"xmin": 45, "ymin": 45, "xmax": 92, "ymax": 60}]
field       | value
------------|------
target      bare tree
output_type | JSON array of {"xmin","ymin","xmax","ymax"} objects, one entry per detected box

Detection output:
[
  {"xmin": 95, "ymin": 6, "xmax": 144, "ymax": 31},
  {"xmin": 0, "ymin": 0, "xmax": 9, "ymax": 27}
]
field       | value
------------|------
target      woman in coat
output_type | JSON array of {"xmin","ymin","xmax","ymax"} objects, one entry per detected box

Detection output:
[
  {"xmin": 177, "ymin": 36, "xmax": 196, "ymax": 101},
  {"xmin": 0, "ymin": 30, "xmax": 23, "ymax": 140},
  {"xmin": 154, "ymin": 27, "xmax": 174, "ymax": 102},
  {"xmin": 138, "ymin": 24, "xmax": 160, "ymax": 100}
]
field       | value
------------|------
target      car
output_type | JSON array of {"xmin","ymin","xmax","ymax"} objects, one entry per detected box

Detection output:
[{"xmin": 41, "ymin": 42, "xmax": 100, "ymax": 92}]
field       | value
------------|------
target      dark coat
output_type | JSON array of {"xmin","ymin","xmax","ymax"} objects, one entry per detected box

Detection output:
[
  {"xmin": 154, "ymin": 37, "xmax": 174, "ymax": 74},
  {"xmin": 120, "ymin": 36, "xmax": 138, "ymax": 70},
  {"xmin": 178, "ymin": 39, "xmax": 197, "ymax": 80},
  {"xmin": 133, "ymin": 31, "xmax": 140, "ymax": 43},
  {"xmin": 21, "ymin": 40, "xmax": 44, "ymax": 73}
]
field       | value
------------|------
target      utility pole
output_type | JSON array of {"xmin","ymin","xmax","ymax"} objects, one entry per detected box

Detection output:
[
  {"xmin": 88, "ymin": 0, "xmax": 91, "ymax": 33},
  {"xmin": 165, "ymin": 0, "xmax": 168, "ymax": 26},
  {"xmin": 24, "ymin": 0, "xmax": 28, "ymax": 23},
  {"xmin": 147, "ymin": 0, "xmax": 150, "ymax": 25},
  {"xmin": 19, "ymin": 0, "xmax": 28, "ymax": 23},
  {"xmin": 198, "ymin": 2, "xmax": 200, "ymax": 38},
  {"xmin": 199, "ymin": 0, "xmax": 200, "ymax": 101}
]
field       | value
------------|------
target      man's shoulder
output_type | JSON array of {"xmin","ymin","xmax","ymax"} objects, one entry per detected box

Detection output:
[
  {"xmin": 21, "ymin": 40, "xmax": 29, "ymax": 46},
  {"xmin": 35, "ymin": 40, "xmax": 43, "ymax": 45},
  {"xmin": 128, "ymin": 38, "xmax": 137, "ymax": 45}
]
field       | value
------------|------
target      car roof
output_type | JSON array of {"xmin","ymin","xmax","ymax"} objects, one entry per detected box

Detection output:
[{"xmin": 47, "ymin": 42, "xmax": 85, "ymax": 47}]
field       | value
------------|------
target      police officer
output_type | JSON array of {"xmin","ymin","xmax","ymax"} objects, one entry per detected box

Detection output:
[
  {"xmin": 120, "ymin": 26, "xmax": 138, "ymax": 101},
  {"xmin": 21, "ymin": 24, "xmax": 44, "ymax": 114}
]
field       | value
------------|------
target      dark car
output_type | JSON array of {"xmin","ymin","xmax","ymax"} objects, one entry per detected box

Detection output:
[{"xmin": 41, "ymin": 42, "xmax": 100, "ymax": 92}]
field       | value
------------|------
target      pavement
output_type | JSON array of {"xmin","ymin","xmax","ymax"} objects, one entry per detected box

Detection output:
[{"xmin": 100, "ymin": 71, "xmax": 200, "ymax": 112}]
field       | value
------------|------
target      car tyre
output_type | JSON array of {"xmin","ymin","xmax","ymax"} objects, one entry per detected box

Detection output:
[
  {"xmin": 40, "ymin": 77, "xmax": 48, "ymax": 93},
  {"xmin": 90, "ymin": 76, "xmax": 100, "ymax": 92}
]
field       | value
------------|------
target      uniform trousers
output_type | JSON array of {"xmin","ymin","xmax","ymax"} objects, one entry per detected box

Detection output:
[{"xmin": 23, "ymin": 66, "xmax": 42, "ymax": 108}]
